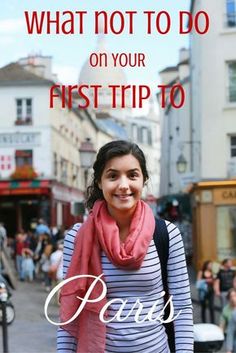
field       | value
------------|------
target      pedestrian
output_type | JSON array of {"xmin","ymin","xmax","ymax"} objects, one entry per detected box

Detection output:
[
  {"xmin": 226, "ymin": 308, "xmax": 236, "ymax": 353},
  {"xmin": 215, "ymin": 259, "xmax": 235, "ymax": 308},
  {"xmin": 34, "ymin": 233, "xmax": 52, "ymax": 277},
  {"xmin": 14, "ymin": 232, "xmax": 29, "ymax": 281},
  {"xmin": 35, "ymin": 218, "xmax": 51, "ymax": 238},
  {"xmin": 57, "ymin": 140, "xmax": 193, "ymax": 353},
  {"xmin": 40, "ymin": 243, "xmax": 54, "ymax": 292},
  {"xmin": 197, "ymin": 260, "xmax": 215, "ymax": 323},
  {"xmin": 220, "ymin": 288, "xmax": 236, "ymax": 337},
  {"xmin": 49, "ymin": 241, "xmax": 63, "ymax": 284},
  {"xmin": 21, "ymin": 248, "xmax": 35, "ymax": 282},
  {"xmin": 0, "ymin": 222, "xmax": 7, "ymax": 249}
]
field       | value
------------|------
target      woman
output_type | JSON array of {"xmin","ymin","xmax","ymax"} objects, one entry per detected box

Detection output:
[
  {"xmin": 197, "ymin": 260, "xmax": 215, "ymax": 323},
  {"xmin": 226, "ymin": 308, "xmax": 236, "ymax": 353},
  {"xmin": 57, "ymin": 140, "xmax": 193, "ymax": 353},
  {"xmin": 220, "ymin": 289, "xmax": 236, "ymax": 336}
]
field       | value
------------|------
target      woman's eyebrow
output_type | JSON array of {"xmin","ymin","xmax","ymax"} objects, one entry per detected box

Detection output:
[
  {"xmin": 105, "ymin": 168, "xmax": 117, "ymax": 173},
  {"xmin": 105, "ymin": 168, "xmax": 140, "ymax": 173}
]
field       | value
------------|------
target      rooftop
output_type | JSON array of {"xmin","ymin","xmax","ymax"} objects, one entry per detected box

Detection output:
[{"xmin": 0, "ymin": 63, "xmax": 53, "ymax": 86}]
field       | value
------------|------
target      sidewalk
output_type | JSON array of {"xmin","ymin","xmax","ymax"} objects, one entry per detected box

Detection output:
[{"xmin": 0, "ymin": 280, "xmax": 58, "ymax": 353}]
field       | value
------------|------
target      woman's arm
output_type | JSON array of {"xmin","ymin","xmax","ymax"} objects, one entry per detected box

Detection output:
[
  {"xmin": 56, "ymin": 223, "xmax": 81, "ymax": 353},
  {"xmin": 166, "ymin": 221, "xmax": 194, "ymax": 353}
]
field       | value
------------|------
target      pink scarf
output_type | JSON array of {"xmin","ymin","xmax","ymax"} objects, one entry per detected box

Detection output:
[{"xmin": 60, "ymin": 199, "xmax": 155, "ymax": 353}]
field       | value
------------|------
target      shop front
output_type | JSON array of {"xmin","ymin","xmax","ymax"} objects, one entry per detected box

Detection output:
[
  {"xmin": 0, "ymin": 179, "xmax": 84, "ymax": 237},
  {"xmin": 191, "ymin": 180, "xmax": 236, "ymax": 270}
]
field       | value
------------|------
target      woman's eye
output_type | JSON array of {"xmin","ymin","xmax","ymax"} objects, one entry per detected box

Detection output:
[
  {"xmin": 108, "ymin": 174, "xmax": 117, "ymax": 180},
  {"xmin": 129, "ymin": 173, "xmax": 138, "ymax": 179}
]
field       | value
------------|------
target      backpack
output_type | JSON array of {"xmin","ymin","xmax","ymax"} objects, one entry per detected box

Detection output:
[{"xmin": 153, "ymin": 218, "xmax": 175, "ymax": 353}]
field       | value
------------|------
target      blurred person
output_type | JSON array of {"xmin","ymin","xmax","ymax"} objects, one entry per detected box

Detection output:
[
  {"xmin": 197, "ymin": 260, "xmax": 215, "ymax": 323},
  {"xmin": 49, "ymin": 241, "xmax": 63, "ymax": 284},
  {"xmin": 26, "ymin": 230, "xmax": 38, "ymax": 252},
  {"xmin": 226, "ymin": 308, "xmax": 236, "ymax": 353},
  {"xmin": 35, "ymin": 218, "xmax": 51, "ymax": 237},
  {"xmin": 0, "ymin": 222, "xmax": 7, "ymax": 248},
  {"xmin": 22, "ymin": 247, "xmax": 35, "ymax": 282},
  {"xmin": 220, "ymin": 289, "xmax": 236, "ymax": 337},
  {"xmin": 232, "ymin": 274, "xmax": 236, "ymax": 291},
  {"xmin": 14, "ymin": 232, "xmax": 29, "ymax": 281},
  {"xmin": 34, "ymin": 233, "xmax": 52, "ymax": 277},
  {"xmin": 215, "ymin": 259, "xmax": 235, "ymax": 308},
  {"xmin": 40, "ymin": 243, "xmax": 54, "ymax": 292}
]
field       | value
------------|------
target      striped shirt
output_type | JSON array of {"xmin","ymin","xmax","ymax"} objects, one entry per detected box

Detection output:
[{"xmin": 57, "ymin": 221, "xmax": 193, "ymax": 353}]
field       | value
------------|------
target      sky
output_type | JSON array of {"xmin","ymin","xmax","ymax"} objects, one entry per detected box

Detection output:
[{"xmin": 1, "ymin": 0, "xmax": 191, "ymax": 92}]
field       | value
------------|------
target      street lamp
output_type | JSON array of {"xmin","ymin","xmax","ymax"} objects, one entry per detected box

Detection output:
[
  {"xmin": 176, "ymin": 153, "xmax": 187, "ymax": 174},
  {"xmin": 79, "ymin": 138, "xmax": 96, "ymax": 189}
]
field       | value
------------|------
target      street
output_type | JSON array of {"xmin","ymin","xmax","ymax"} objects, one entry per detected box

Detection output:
[{"xmin": 0, "ymin": 280, "xmax": 58, "ymax": 353}]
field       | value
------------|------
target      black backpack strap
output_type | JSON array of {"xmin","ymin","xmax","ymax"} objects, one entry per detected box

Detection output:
[
  {"xmin": 153, "ymin": 218, "xmax": 169, "ymax": 294},
  {"xmin": 153, "ymin": 218, "xmax": 175, "ymax": 353}
]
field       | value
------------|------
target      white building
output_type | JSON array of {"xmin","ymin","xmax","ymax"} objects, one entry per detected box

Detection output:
[
  {"xmin": 158, "ymin": 48, "xmax": 191, "ymax": 196},
  {"xmin": 189, "ymin": 0, "xmax": 236, "ymax": 266},
  {"xmin": 0, "ymin": 55, "xmax": 112, "ymax": 235},
  {"xmin": 79, "ymin": 34, "xmax": 132, "ymax": 121},
  {"xmin": 191, "ymin": 0, "xmax": 236, "ymax": 180}
]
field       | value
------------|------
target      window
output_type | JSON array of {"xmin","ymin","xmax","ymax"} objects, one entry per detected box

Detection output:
[
  {"xmin": 231, "ymin": 136, "xmax": 236, "ymax": 157},
  {"xmin": 226, "ymin": 0, "xmax": 236, "ymax": 27},
  {"xmin": 132, "ymin": 124, "xmax": 138, "ymax": 141},
  {"xmin": 15, "ymin": 150, "xmax": 33, "ymax": 167},
  {"xmin": 228, "ymin": 62, "xmax": 236, "ymax": 102},
  {"xmin": 15, "ymin": 98, "xmax": 32, "ymax": 125},
  {"xmin": 53, "ymin": 152, "xmax": 58, "ymax": 177},
  {"xmin": 141, "ymin": 127, "xmax": 153, "ymax": 145},
  {"xmin": 60, "ymin": 157, "xmax": 68, "ymax": 184},
  {"xmin": 217, "ymin": 206, "xmax": 236, "ymax": 259},
  {"xmin": 141, "ymin": 127, "xmax": 148, "ymax": 144}
]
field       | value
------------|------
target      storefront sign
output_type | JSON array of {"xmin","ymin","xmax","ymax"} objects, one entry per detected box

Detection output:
[
  {"xmin": 52, "ymin": 184, "xmax": 83, "ymax": 202},
  {"xmin": 0, "ymin": 188, "xmax": 50, "ymax": 195},
  {"xmin": 214, "ymin": 188, "xmax": 236, "ymax": 205},
  {"xmin": 222, "ymin": 190, "xmax": 236, "ymax": 199},
  {"xmin": 0, "ymin": 132, "xmax": 41, "ymax": 147}
]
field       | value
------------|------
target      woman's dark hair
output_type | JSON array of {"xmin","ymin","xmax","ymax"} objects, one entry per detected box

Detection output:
[
  {"xmin": 227, "ymin": 288, "xmax": 236, "ymax": 301},
  {"xmin": 85, "ymin": 140, "xmax": 149, "ymax": 209},
  {"xmin": 201, "ymin": 260, "xmax": 212, "ymax": 272}
]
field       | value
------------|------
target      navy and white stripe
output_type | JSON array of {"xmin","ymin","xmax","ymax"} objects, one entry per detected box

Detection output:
[{"xmin": 57, "ymin": 222, "xmax": 193, "ymax": 353}]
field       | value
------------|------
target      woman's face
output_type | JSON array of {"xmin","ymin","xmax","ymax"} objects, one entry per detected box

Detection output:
[
  {"xmin": 207, "ymin": 262, "xmax": 212, "ymax": 270},
  {"xmin": 99, "ymin": 154, "xmax": 144, "ymax": 218}
]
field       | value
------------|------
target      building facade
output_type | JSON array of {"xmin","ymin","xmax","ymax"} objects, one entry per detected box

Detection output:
[
  {"xmin": 190, "ymin": 0, "xmax": 236, "ymax": 268},
  {"xmin": 0, "ymin": 56, "xmax": 112, "ymax": 236},
  {"xmin": 159, "ymin": 1, "xmax": 236, "ymax": 268},
  {"xmin": 158, "ymin": 48, "xmax": 191, "ymax": 197}
]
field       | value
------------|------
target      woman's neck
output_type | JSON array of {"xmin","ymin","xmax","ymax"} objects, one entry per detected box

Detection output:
[{"xmin": 107, "ymin": 207, "xmax": 134, "ymax": 242}]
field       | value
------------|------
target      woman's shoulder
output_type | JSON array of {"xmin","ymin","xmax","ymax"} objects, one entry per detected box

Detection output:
[
  {"xmin": 162, "ymin": 219, "xmax": 182, "ymax": 241},
  {"xmin": 64, "ymin": 223, "xmax": 82, "ymax": 244}
]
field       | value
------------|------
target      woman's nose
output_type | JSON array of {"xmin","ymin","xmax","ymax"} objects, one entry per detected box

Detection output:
[{"xmin": 118, "ymin": 176, "xmax": 129, "ymax": 189}]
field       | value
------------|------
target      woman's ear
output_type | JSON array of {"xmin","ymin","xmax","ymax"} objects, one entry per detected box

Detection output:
[{"xmin": 98, "ymin": 181, "xmax": 102, "ymax": 190}]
